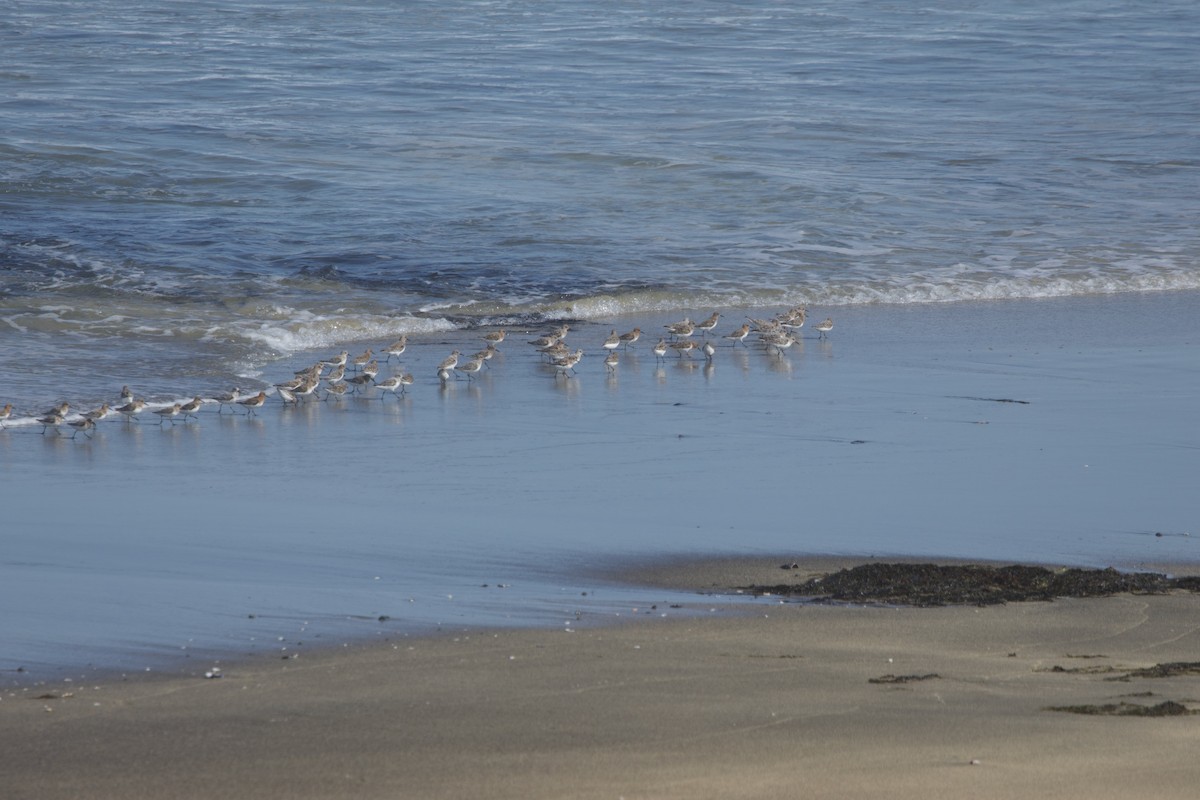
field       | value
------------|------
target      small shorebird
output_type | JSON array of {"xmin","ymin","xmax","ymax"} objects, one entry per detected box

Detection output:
[
  {"xmin": 325, "ymin": 364, "xmax": 346, "ymax": 384},
  {"xmin": 483, "ymin": 329, "xmax": 506, "ymax": 346},
  {"xmin": 41, "ymin": 402, "xmax": 70, "ymax": 419},
  {"xmin": 68, "ymin": 417, "xmax": 96, "ymax": 439},
  {"xmin": 398, "ymin": 373, "xmax": 414, "ymax": 394},
  {"xmin": 602, "ymin": 329, "xmax": 621, "ymax": 351},
  {"xmin": 694, "ymin": 312, "xmax": 721, "ymax": 336},
  {"xmin": 761, "ymin": 332, "xmax": 799, "ymax": 355},
  {"xmin": 154, "ymin": 403, "xmax": 183, "ymax": 425},
  {"xmin": 277, "ymin": 386, "xmax": 298, "ymax": 405},
  {"xmin": 382, "ymin": 336, "xmax": 408, "ymax": 362},
  {"xmin": 180, "ymin": 397, "xmax": 204, "ymax": 420},
  {"xmin": 116, "ymin": 398, "xmax": 145, "ymax": 422},
  {"xmin": 119, "ymin": 385, "xmax": 135, "ymax": 404},
  {"xmin": 324, "ymin": 382, "xmax": 348, "ymax": 401},
  {"xmin": 724, "ymin": 323, "xmax": 751, "ymax": 346},
  {"xmin": 212, "ymin": 387, "xmax": 241, "ymax": 413},
  {"xmin": 815, "ymin": 317, "xmax": 834, "ymax": 338},
  {"xmin": 455, "ymin": 357, "xmax": 484, "ymax": 381},
  {"xmin": 294, "ymin": 376, "xmax": 320, "ymax": 399},
  {"xmin": 83, "ymin": 403, "xmax": 111, "ymax": 423},
  {"xmin": 528, "ymin": 333, "xmax": 560, "ymax": 349},
  {"xmin": 374, "ymin": 374, "xmax": 405, "ymax": 399},
  {"xmin": 275, "ymin": 375, "xmax": 304, "ymax": 392},
  {"xmin": 360, "ymin": 359, "xmax": 380, "ymax": 380},
  {"xmin": 351, "ymin": 348, "xmax": 373, "ymax": 371},
  {"xmin": 747, "ymin": 317, "xmax": 781, "ymax": 335},
  {"xmin": 604, "ymin": 351, "xmax": 619, "ymax": 372},
  {"xmin": 702, "ymin": 340, "xmax": 716, "ymax": 361},
  {"xmin": 345, "ymin": 373, "xmax": 373, "ymax": 392},
  {"xmin": 652, "ymin": 338, "xmax": 669, "ymax": 362},
  {"xmin": 237, "ymin": 391, "xmax": 267, "ymax": 416},
  {"xmin": 0, "ymin": 403, "xmax": 11, "ymax": 427},
  {"xmin": 780, "ymin": 306, "xmax": 807, "ymax": 331},
  {"xmin": 618, "ymin": 328, "xmax": 641, "ymax": 349},
  {"xmin": 539, "ymin": 341, "xmax": 569, "ymax": 362},
  {"xmin": 472, "ymin": 344, "xmax": 498, "ymax": 367},
  {"xmin": 38, "ymin": 412, "xmax": 64, "ymax": 435},
  {"xmin": 552, "ymin": 349, "xmax": 584, "ymax": 378},
  {"xmin": 664, "ymin": 318, "xmax": 694, "ymax": 339},
  {"xmin": 670, "ymin": 340, "xmax": 698, "ymax": 358},
  {"xmin": 323, "ymin": 350, "xmax": 349, "ymax": 369},
  {"xmin": 437, "ymin": 350, "xmax": 461, "ymax": 373},
  {"xmin": 437, "ymin": 367, "xmax": 452, "ymax": 385}
]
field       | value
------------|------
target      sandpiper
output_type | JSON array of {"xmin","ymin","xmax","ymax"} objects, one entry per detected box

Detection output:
[
  {"xmin": 761, "ymin": 332, "xmax": 799, "ymax": 355},
  {"xmin": 398, "ymin": 373, "xmax": 415, "ymax": 393},
  {"xmin": 374, "ymin": 374, "xmax": 405, "ymax": 399},
  {"xmin": 618, "ymin": 328, "xmax": 641, "ymax": 349},
  {"xmin": 670, "ymin": 340, "xmax": 698, "ymax": 358},
  {"xmin": 360, "ymin": 359, "xmax": 380, "ymax": 380},
  {"xmin": 119, "ymin": 385, "xmax": 135, "ymax": 404},
  {"xmin": 437, "ymin": 350, "xmax": 461, "ymax": 373},
  {"xmin": 455, "ymin": 357, "xmax": 484, "ymax": 381},
  {"xmin": 665, "ymin": 318, "xmax": 694, "ymax": 338},
  {"xmin": 652, "ymin": 338, "xmax": 669, "ymax": 361},
  {"xmin": 68, "ymin": 417, "xmax": 96, "ymax": 439},
  {"xmin": 325, "ymin": 364, "xmax": 346, "ymax": 384},
  {"xmin": 345, "ymin": 373, "xmax": 373, "ymax": 392},
  {"xmin": 154, "ymin": 403, "xmax": 183, "ymax": 425},
  {"xmin": 38, "ymin": 412, "xmax": 64, "ymax": 435},
  {"xmin": 382, "ymin": 336, "xmax": 408, "ymax": 362},
  {"xmin": 277, "ymin": 386, "xmax": 298, "ymax": 405},
  {"xmin": 116, "ymin": 398, "xmax": 145, "ymax": 422},
  {"xmin": 472, "ymin": 344, "xmax": 497, "ymax": 367},
  {"xmin": 41, "ymin": 402, "xmax": 70, "ymax": 419},
  {"xmin": 724, "ymin": 323, "xmax": 751, "ymax": 346},
  {"xmin": 0, "ymin": 403, "xmax": 11, "ymax": 427},
  {"xmin": 815, "ymin": 317, "xmax": 834, "ymax": 338},
  {"xmin": 323, "ymin": 350, "xmax": 349, "ymax": 369},
  {"xmin": 602, "ymin": 329, "xmax": 621, "ymax": 351},
  {"xmin": 539, "ymin": 341, "xmax": 569, "ymax": 362},
  {"xmin": 780, "ymin": 306, "xmax": 807, "ymax": 331},
  {"xmin": 702, "ymin": 340, "xmax": 716, "ymax": 361},
  {"xmin": 604, "ymin": 351, "xmax": 619, "ymax": 372},
  {"xmin": 237, "ymin": 391, "xmax": 267, "ymax": 416},
  {"xmin": 552, "ymin": 349, "xmax": 583, "ymax": 378},
  {"xmin": 694, "ymin": 312, "xmax": 720, "ymax": 336},
  {"xmin": 351, "ymin": 348, "xmax": 373, "ymax": 371},
  {"xmin": 83, "ymin": 403, "xmax": 111, "ymax": 422},
  {"xmin": 324, "ymin": 382, "xmax": 349, "ymax": 401},
  {"xmin": 180, "ymin": 397, "xmax": 204, "ymax": 420},
  {"xmin": 212, "ymin": 387, "xmax": 241, "ymax": 413},
  {"xmin": 483, "ymin": 329, "xmax": 506, "ymax": 345}
]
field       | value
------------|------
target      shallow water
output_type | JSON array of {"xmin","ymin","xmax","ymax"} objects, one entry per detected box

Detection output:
[{"xmin": 2, "ymin": 292, "xmax": 1197, "ymax": 678}]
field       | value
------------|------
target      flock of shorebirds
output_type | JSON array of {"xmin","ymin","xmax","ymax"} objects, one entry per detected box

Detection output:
[{"xmin": 2, "ymin": 307, "xmax": 832, "ymax": 439}]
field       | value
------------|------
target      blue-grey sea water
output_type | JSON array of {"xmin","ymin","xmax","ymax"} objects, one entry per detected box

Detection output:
[
  {"xmin": 2, "ymin": 0, "xmax": 1198, "ymax": 410},
  {"xmin": 2, "ymin": 1, "xmax": 1198, "ymax": 679}
]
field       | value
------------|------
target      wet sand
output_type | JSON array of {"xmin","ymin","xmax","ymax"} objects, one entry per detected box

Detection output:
[{"xmin": 4, "ymin": 556, "xmax": 1200, "ymax": 799}]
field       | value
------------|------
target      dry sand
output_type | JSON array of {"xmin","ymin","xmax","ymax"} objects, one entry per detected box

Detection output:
[{"xmin": 4, "ymin": 557, "xmax": 1200, "ymax": 800}]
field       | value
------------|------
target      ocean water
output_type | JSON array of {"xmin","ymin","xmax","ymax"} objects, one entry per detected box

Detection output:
[
  {"xmin": 2, "ymin": 2, "xmax": 1199, "ymax": 679},
  {"xmin": 2, "ymin": 0, "xmax": 1198, "ymax": 412}
]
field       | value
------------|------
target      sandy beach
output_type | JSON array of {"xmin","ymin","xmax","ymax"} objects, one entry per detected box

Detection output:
[{"xmin": 4, "ymin": 556, "xmax": 1200, "ymax": 800}]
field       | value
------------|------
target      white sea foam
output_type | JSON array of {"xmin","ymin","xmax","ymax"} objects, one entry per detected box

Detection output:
[{"xmin": 233, "ymin": 312, "xmax": 457, "ymax": 357}]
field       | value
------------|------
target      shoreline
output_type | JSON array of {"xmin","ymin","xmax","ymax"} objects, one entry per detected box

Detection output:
[
  {"xmin": 4, "ymin": 290, "xmax": 1197, "ymax": 683},
  {"xmin": 4, "ymin": 555, "xmax": 1200, "ymax": 799}
]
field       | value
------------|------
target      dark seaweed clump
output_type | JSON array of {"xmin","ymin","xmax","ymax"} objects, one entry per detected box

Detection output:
[
  {"xmin": 745, "ymin": 563, "xmax": 1198, "ymax": 607},
  {"xmin": 1046, "ymin": 701, "xmax": 1195, "ymax": 717}
]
